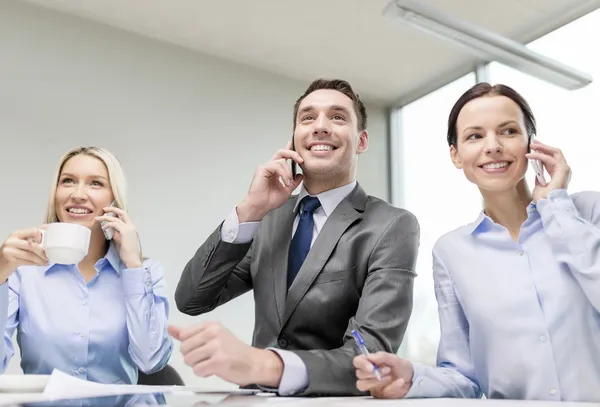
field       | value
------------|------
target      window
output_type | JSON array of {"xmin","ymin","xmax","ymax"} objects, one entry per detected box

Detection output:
[{"xmin": 393, "ymin": 73, "xmax": 480, "ymax": 364}]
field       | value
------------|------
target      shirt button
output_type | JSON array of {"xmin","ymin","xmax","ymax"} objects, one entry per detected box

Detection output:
[
  {"xmin": 517, "ymin": 250, "xmax": 524, "ymax": 256},
  {"xmin": 550, "ymin": 388, "xmax": 556, "ymax": 395},
  {"xmin": 78, "ymin": 367, "xmax": 85, "ymax": 373},
  {"xmin": 540, "ymin": 335, "xmax": 546, "ymax": 342},
  {"xmin": 82, "ymin": 300, "xmax": 88, "ymax": 305},
  {"xmin": 79, "ymin": 333, "xmax": 84, "ymax": 338},
  {"xmin": 228, "ymin": 231, "xmax": 234, "ymax": 239},
  {"xmin": 145, "ymin": 272, "xmax": 150, "ymax": 278},
  {"xmin": 145, "ymin": 281, "xmax": 151, "ymax": 287}
]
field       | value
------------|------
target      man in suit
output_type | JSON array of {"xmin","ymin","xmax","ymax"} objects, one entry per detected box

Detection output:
[{"xmin": 170, "ymin": 78, "xmax": 419, "ymax": 396}]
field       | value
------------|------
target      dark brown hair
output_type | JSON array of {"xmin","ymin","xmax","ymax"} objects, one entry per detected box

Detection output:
[
  {"xmin": 293, "ymin": 78, "xmax": 367, "ymax": 131},
  {"xmin": 447, "ymin": 82, "xmax": 536, "ymax": 147}
]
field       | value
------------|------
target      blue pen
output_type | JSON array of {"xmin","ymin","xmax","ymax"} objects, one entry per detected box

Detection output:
[{"xmin": 351, "ymin": 330, "xmax": 382, "ymax": 380}]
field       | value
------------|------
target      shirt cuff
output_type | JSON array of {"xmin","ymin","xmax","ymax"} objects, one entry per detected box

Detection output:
[
  {"xmin": 265, "ymin": 348, "xmax": 308, "ymax": 396},
  {"xmin": 121, "ymin": 267, "xmax": 154, "ymax": 296},
  {"xmin": 220, "ymin": 207, "xmax": 260, "ymax": 244},
  {"xmin": 536, "ymin": 189, "xmax": 575, "ymax": 215},
  {"xmin": 404, "ymin": 362, "xmax": 427, "ymax": 398}
]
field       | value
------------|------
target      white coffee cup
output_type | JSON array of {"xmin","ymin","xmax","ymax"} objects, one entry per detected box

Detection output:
[{"xmin": 40, "ymin": 223, "xmax": 91, "ymax": 265}]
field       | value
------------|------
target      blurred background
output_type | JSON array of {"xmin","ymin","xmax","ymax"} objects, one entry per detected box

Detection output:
[{"xmin": 1, "ymin": 0, "xmax": 599, "ymax": 389}]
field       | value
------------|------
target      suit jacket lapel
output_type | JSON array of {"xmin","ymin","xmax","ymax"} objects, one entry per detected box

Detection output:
[
  {"xmin": 282, "ymin": 184, "xmax": 367, "ymax": 327},
  {"xmin": 270, "ymin": 198, "xmax": 296, "ymax": 327}
]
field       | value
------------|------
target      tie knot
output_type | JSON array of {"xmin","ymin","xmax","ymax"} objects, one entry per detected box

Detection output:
[{"xmin": 301, "ymin": 196, "xmax": 321, "ymax": 215}]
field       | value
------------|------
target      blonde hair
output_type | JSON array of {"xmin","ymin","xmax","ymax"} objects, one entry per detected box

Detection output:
[{"xmin": 45, "ymin": 147, "xmax": 144, "ymax": 261}]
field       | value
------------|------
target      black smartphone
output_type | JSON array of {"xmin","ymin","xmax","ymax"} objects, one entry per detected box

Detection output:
[{"xmin": 291, "ymin": 135, "xmax": 297, "ymax": 178}]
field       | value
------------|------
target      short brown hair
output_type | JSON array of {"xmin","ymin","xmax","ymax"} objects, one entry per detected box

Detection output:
[
  {"xmin": 447, "ymin": 82, "xmax": 536, "ymax": 147},
  {"xmin": 293, "ymin": 78, "xmax": 367, "ymax": 131}
]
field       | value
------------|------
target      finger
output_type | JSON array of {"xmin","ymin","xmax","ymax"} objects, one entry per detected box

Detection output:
[
  {"xmin": 192, "ymin": 359, "xmax": 216, "ymax": 379},
  {"xmin": 6, "ymin": 247, "xmax": 48, "ymax": 266},
  {"xmin": 168, "ymin": 325, "xmax": 182, "ymax": 341},
  {"xmin": 100, "ymin": 221, "xmax": 124, "ymax": 233},
  {"xmin": 178, "ymin": 323, "xmax": 211, "ymax": 342},
  {"xmin": 274, "ymin": 160, "xmax": 293, "ymax": 186},
  {"xmin": 356, "ymin": 376, "xmax": 392, "ymax": 392},
  {"xmin": 357, "ymin": 365, "xmax": 391, "ymax": 380},
  {"xmin": 103, "ymin": 207, "xmax": 131, "ymax": 223},
  {"xmin": 530, "ymin": 141, "xmax": 560, "ymax": 154},
  {"xmin": 365, "ymin": 351, "xmax": 400, "ymax": 366},
  {"xmin": 526, "ymin": 152, "xmax": 558, "ymax": 170},
  {"xmin": 353, "ymin": 355, "xmax": 369, "ymax": 369},
  {"xmin": 7, "ymin": 239, "xmax": 48, "ymax": 263},
  {"xmin": 12, "ymin": 228, "xmax": 43, "ymax": 241},
  {"xmin": 380, "ymin": 377, "xmax": 407, "ymax": 399},
  {"xmin": 95, "ymin": 215, "xmax": 124, "ymax": 224},
  {"xmin": 182, "ymin": 340, "xmax": 218, "ymax": 367},
  {"xmin": 180, "ymin": 330, "xmax": 215, "ymax": 355},
  {"xmin": 263, "ymin": 162, "xmax": 294, "ymax": 188},
  {"xmin": 271, "ymin": 149, "xmax": 303, "ymax": 164}
]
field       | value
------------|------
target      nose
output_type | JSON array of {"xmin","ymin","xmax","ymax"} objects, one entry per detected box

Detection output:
[
  {"xmin": 312, "ymin": 113, "xmax": 331, "ymax": 137},
  {"xmin": 70, "ymin": 184, "xmax": 88, "ymax": 202},
  {"xmin": 484, "ymin": 134, "xmax": 503, "ymax": 155}
]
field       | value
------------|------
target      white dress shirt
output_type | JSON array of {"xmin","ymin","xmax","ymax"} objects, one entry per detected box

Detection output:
[{"xmin": 220, "ymin": 180, "xmax": 357, "ymax": 395}]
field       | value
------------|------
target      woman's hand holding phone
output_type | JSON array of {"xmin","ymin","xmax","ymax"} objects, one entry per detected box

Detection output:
[{"xmin": 526, "ymin": 139, "xmax": 572, "ymax": 203}]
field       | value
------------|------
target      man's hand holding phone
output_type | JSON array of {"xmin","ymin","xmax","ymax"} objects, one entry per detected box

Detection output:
[{"xmin": 237, "ymin": 142, "xmax": 304, "ymax": 223}]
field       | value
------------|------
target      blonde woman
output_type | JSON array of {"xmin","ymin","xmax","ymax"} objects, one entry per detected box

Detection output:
[{"xmin": 0, "ymin": 146, "xmax": 172, "ymax": 383}]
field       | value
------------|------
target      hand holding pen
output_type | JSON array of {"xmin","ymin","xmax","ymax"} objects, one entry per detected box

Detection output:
[
  {"xmin": 352, "ymin": 330, "xmax": 415, "ymax": 399},
  {"xmin": 351, "ymin": 330, "xmax": 382, "ymax": 380}
]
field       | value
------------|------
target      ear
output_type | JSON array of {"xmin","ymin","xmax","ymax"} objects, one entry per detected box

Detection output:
[
  {"xmin": 450, "ymin": 145, "xmax": 463, "ymax": 169},
  {"xmin": 356, "ymin": 130, "xmax": 369, "ymax": 154}
]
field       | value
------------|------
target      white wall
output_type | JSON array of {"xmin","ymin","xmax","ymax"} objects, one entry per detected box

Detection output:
[{"xmin": 0, "ymin": 1, "xmax": 389, "ymax": 388}]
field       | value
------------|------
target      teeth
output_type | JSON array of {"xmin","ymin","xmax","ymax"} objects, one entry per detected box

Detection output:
[
  {"xmin": 68, "ymin": 208, "xmax": 91, "ymax": 214},
  {"xmin": 482, "ymin": 162, "xmax": 509, "ymax": 170},
  {"xmin": 311, "ymin": 145, "xmax": 333, "ymax": 151}
]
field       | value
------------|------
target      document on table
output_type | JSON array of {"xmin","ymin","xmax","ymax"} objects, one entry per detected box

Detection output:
[{"xmin": 42, "ymin": 369, "xmax": 247, "ymax": 403}]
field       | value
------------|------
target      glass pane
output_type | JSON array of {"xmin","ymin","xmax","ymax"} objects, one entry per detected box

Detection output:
[
  {"xmin": 488, "ymin": 9, "xmax": 600, "ymax": 192},
  {"xmin": 394, "ymin": 73, "xmax": 480, "ymax": 364}
]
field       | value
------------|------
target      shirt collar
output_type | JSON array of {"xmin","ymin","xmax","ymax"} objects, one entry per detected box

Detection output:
[
  {"xmin": 43, "ymin": 242, "xmax": 122, "ymax": 275},
  {"xmin": 293, "ymin": 180, "xmax": 357, "ymax": 216},
  {"xmin": 468, "ymin": 201, "xmax": 538, "ymax": 235}
]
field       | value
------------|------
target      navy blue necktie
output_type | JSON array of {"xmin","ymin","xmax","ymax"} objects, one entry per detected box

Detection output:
[{"xmin": 287, "ymin": 196, "xmax": 321, "ymax": 289}]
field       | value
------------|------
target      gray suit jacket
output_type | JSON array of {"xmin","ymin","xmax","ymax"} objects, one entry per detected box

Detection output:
[{"xmin": 175, "ymin": 183, "xmax": 419, "ymax": 396}]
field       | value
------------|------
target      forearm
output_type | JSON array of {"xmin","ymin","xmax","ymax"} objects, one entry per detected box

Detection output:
[
  {"xmin": 538, "ymin": 189, "xmax": 600, "ymax": 311},
  {"xmin": 121, "ymin": 267, "xmax": 172, "ymax": 374},
  {"xmin": 175, "ymin": 225, "xmax": 252, "ymax": 315},
  {"xmin": 404, "ymin": 362, "xmax": 481, "ymax": 399}
]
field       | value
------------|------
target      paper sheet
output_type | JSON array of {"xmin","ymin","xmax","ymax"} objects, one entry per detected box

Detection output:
[{"xmin": 42, "ymin": 369, "xmax": 229, "ymax": 403}]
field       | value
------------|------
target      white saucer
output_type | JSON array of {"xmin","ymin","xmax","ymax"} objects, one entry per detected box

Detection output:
[{"xmin": 0, "ymin": 375, "xmax": 50, "ymax": 392}]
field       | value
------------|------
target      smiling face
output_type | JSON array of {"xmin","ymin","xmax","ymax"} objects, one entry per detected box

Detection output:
[
  {"xmin": 293, "ymin": 88, "xmax": 368, "ymax": 184},
  {"xmin": 54, "ymin": 154, "xmax": 115, "ymax": 230},
  {"xmin": 451, "ymin": 95, "xmax": 531, "ymax": 193}
]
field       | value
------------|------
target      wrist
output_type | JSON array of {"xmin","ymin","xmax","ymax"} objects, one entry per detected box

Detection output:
[
  {"xmin": 250, "ymin": 348, "xmax": 283, "ymax": 388},
  {"xmin": 237, "ymin": 200, "xmax": 268, "ymax": 223},
  {"xmin": 123, "ymin": 258, "xmax": 142, "ymax": 269}
]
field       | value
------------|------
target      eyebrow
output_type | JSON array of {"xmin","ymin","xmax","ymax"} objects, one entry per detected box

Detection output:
[
  {"xmin": 462, "ymin": 120, "xmax": 520, "ymax": 133},
  {"xmin": 60, "ymin": 172, "xmax": 108, "ymax": 181},
  {"xmin": 297, "ymin": 105, "xmax": 352, "ymax": 117}
]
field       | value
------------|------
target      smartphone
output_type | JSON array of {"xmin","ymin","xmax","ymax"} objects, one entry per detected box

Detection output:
[
  {"xmin": 529, "ymin": 135, "xmax": 546, "ymax": 185},
  {"xmin": 291, "ymin": 135, "xmax": 297, "ymax": 178},
  {"xmin": 102, "ymin": 201, "xmax": 116, "ymax": 240}
]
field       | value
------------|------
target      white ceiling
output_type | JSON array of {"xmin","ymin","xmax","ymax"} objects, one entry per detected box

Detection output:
[{"xmin": 21, "ymin": 0, "xmax": 600, "ymax": 106}]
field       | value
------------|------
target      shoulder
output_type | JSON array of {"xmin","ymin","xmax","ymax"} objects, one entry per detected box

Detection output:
[
  {"xmin": 364, "ymin": 195, "xmax": 419, "ymax": 231},
  {"xmin": 433, "ymin": 223, "xmax": 474, "ymax": 259}
]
